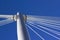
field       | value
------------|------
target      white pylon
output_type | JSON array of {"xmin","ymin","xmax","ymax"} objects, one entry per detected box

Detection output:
[
  {"xmin": 16, "ymin": 12, "xmax": 24, "ymax": 40},
  {"xmin": 0, "ymin": 12, "xmax": 29, "ymax": 40}
]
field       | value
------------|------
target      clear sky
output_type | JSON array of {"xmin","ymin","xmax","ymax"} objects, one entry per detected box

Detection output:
[{"xmin": 0, "ymin": 0, "xmax": 60, "ymax": 16}]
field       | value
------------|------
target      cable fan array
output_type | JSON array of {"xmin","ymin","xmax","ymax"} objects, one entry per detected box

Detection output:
[
  {"xmin": 0, "ymin": 14, "xmax": 60, "ymax": 40},
  {"xmin": 25, "ymin": 15, "xmax": 60, "ymax": 40},
  {"xmin": 0, "ymin": 18, "xmax": 14, "ymax": 26}
]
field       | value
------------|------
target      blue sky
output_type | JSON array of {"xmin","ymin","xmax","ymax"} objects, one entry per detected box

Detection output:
[{"xmin": 0, "ymin": 0, "xmax": 60, "ymax": 16}]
